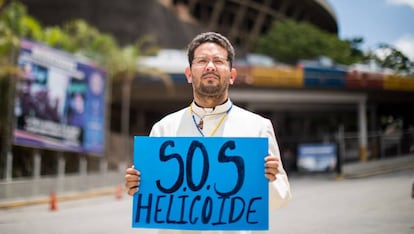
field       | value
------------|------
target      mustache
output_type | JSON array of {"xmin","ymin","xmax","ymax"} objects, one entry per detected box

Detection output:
[{"xmin": 201, "ymin": 72, "xmax": 220, "ymax": 79}]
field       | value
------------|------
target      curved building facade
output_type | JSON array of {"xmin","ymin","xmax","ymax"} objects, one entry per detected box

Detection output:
[
  {"xmin": 20, "ymin": 0, "xmax": 337, "ymax": 52},
  {"xmin": 167, "ymin": 0, "xmax": 338, "ymax": 51}
]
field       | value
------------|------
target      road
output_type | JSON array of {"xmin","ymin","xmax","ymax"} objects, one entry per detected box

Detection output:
[{"xmin": 0, "ymin": 170, "xmax": 413, "ymax": 234}]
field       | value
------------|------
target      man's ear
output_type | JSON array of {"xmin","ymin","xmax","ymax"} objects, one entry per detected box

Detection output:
[
  {"xmin": 229, "ymin": 68, "xmax": 237, "ymax": 85},
  {"xmin": 185, "ymin": 67, "xmax": 192, "ymax": 83}
]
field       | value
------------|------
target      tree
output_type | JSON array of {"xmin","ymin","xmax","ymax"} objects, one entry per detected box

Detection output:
[
  {"xmin": 0, "ymin": 1, "xmax": 174, "ymax": 173},
  {"xmin": 254, "ymin": 20, "xmax": 364, "ymax": 65},
  {"xmin": 106, "ymin": 35, "xmax": 168, "ymax": 167},
  {"xmin": 366, "ymin": 43, "xmax": 414, "ymax": 75},
  {"xmin": 0, "ymin": 0, "xmax": 45, "ymax": 179}
]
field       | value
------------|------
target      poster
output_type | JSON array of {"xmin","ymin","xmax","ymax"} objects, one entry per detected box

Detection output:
[
  {"xmin": 14, "ymin": 39, "xmax": 106, "ymax": 155},
  {"xmin": 132, "ymin": 137, "xmax": 269, "ymax": 231}
]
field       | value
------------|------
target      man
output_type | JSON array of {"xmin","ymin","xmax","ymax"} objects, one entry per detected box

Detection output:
[{"xmin": 125, "ymin": 32, "xmax": 291, "ymax": 233}]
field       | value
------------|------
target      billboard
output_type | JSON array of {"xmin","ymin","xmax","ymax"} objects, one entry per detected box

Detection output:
[{"xmin": 14, "ymin": 39, "xmax": 106, "ymax": 155}]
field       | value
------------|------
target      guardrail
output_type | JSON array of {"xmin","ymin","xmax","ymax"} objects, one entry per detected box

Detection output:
[{"xmin": 0, "ymin": 170, "xmax": 124, "ymax": 204}]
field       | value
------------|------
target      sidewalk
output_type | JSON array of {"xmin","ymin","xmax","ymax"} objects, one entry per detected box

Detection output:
[{"xmin": 342, "ymin": 154, "xmax": 414, "ymax": 179}]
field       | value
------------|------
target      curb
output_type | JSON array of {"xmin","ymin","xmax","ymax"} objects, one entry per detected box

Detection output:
[
  {"xmin": 343, "ymin": 162, "xmax": 414, "ymax": 179},
  {"xmin": 0, "ymin": 187, "xmax": 120, "ymax": 209}
]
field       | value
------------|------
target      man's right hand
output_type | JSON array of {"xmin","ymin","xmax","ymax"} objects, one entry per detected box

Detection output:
[{"xmin": 125, "ymin": 167, "xmax": 141, "ymax": 196}]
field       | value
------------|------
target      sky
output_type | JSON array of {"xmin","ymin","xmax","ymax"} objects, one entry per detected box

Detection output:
[{"xmin": 327, "ymin": 0, "xmax": 414, "ymax": 60}]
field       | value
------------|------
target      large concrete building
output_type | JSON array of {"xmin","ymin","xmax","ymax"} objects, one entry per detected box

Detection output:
[{"xmin": 21, "ymin": 0, "xmax": 338, "ymax": 52}]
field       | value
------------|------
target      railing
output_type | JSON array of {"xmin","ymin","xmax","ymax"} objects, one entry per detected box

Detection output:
[
  {"xmin": 279, "ymin": 130, "xmax": 414, "ymax": 173},
  {"xmin": 0, "ymin": 171, "xmax": 124, "ymax": 203},
  {"xmin": 338, "ymin": 130, "xmax": 414, "ymax": 162}
]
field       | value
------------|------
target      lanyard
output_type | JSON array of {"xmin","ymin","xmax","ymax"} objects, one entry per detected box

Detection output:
[{"xmin": 190, "ymin": 103, "xmax": 233, "ymax": 136}]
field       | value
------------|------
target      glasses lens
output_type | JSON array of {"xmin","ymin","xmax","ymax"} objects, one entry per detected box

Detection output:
[{"xmin": 193, "ymin": 57, "xmax": 228, "ymax": 67}]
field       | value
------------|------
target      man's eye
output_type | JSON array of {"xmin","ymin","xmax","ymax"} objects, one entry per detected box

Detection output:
[
  {"xmin": 213, "ymin": 59, "xmax": 225, "ymax": 65},
  {"xmin": 198, "ymin": 59, "xmax": 208, "ymax": 64}
]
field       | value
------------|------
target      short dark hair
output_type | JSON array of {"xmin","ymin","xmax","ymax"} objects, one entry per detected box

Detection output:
[{"xmin": 187, "ymin": 32, "xmax": 235, "ymax": 68}]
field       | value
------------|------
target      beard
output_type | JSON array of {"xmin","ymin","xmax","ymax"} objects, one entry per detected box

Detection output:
[{"xmin": 195, "ymin": 73, "xmax": 229, "ymax": 98}]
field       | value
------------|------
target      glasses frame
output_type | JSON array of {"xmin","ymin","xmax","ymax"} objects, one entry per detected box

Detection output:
[{"xmin": 192, "ymin": 56, "xmax": 229, "ymax": 68}]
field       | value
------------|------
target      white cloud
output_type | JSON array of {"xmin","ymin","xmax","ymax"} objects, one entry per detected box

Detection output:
[
  {"xmin": 386, "ymin": 0, "xmax": 414, "ymax": 9},
  {"xmin": 394, "ymin": 35, "xmax": 414, "ymax": 61},
  {"xmin": 370, "ymin": 35, "xmax": 414, "ymax": 62}
]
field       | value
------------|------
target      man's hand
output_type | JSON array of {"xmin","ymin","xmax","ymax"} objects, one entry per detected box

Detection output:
[
  {"xmin": 265, "ymin": 155, "xmax": 280, "ymax": 182},
  {"xmin": 125, "ymin": 167, "xmax": 141, "ymax": 196}
]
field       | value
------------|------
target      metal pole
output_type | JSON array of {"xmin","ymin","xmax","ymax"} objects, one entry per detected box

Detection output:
[
  {"xmin": 358, "ymin": 99, "xmax": 368, "ymax": 161},
  {"xmin": 33, "ymin": 150, "xmax": 41, "ymax": 179},
  {"xmin": 5, "ymin": 151, "xmax": 13, "ymax": 181},
  {"xmin": 79, "ymin": 154, "xmax": 87, "ymax": 176},
  {"xmin": 57, "ymin": 152, "xmax": 65, "ymax": 178},
  {"xmin": 336, "ymin": 125, "xmax": 345, "ymax": 179}
]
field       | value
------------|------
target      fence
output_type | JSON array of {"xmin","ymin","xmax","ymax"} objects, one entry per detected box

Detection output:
[
  {"xmin": 0, "ymin": 171, "xmax": 124, "ymax": 203},
  {"xmin": 339, "ymin": 130, "xmax": 414, "ymax": 162},
  {"xmin": 279, "ymin": 129, "xmax": 414, "ymax": 173}
]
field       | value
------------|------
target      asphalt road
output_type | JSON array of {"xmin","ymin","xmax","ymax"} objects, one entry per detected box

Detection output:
[{"xmin": 1, "ymin": 170, "xmax": 413, "ymax": 234}]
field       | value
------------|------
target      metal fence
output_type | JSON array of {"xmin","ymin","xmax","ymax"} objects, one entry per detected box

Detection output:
[
  {"xmin": 0, "ymin": 171, "xmax": 124, "ymax": 203},
  {"xmin": 279, "ymin": 129, "xmax": 414, "ymax": 174},
  {"xmin": 339, "ymin": 130, "xmax": 414, "ymax": 162}
]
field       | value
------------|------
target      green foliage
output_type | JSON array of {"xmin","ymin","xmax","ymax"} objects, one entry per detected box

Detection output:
[
  {"xmin": 255, "ymin": 20, "xmax": 364, "ymax": 65},
  {"xmin": 367, "ymin": 43, "xmax": 414, "ymax": 75},
  {"xmin": 42, "ymin": 26, "xmax": 73, "ymax": 51},
  {"xmin": 0, "ymin": 1, "xmax": 161, "ymax": 80},
  {"xmin": 0, "ymin": 1, "xmax": 42, "ymax": 48}
]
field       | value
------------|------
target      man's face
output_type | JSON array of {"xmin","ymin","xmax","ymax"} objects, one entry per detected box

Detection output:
[{"xmin": 185, "ymin": 42, "xmax": 236, "ymax": 99}]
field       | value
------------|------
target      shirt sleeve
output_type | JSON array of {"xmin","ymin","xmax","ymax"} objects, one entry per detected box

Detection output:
[{"xmin": 262, "ymin": 119, "xmax": 292, "ymax": 209}]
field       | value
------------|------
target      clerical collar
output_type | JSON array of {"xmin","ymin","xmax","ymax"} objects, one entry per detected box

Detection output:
[{"xmin": 191, "ymin": 99, "xmax": 232, "ymax": 117}]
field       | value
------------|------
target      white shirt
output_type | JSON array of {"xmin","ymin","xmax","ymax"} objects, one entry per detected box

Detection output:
[{"xmin": 148, "ymin": 99, "xmax": 291, "ymax": 234}]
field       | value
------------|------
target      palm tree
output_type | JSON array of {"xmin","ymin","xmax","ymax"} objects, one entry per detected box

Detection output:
[
  {"xmin": 107, "ymin": 34, "xmax": 180, "ymax": 167},
  {"xmin": 0, "ymin": 1, "xmax": 45, "ymax": 179}
]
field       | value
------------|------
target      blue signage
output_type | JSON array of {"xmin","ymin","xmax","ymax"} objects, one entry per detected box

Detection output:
[
  {"xmin": 297, "ymin": 143, "xmax": 337, "ymax": 172},
  {"xmin": 132, "ymin": 137, "xmax": 269, "ymax": 231}
]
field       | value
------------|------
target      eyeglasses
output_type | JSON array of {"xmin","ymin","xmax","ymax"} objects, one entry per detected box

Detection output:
[{"xmin": 192, "ymin": 57, "xmax": 229, "ymax": 67}]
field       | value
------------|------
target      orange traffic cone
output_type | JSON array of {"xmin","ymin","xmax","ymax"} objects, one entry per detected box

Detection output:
[
  {"xmin": 50, "ymin": 192, "xmax": 58, "ymax": 211},
  {"xmin": 116, "ymin": 185, "xmax": 123, "ymax": 200}
]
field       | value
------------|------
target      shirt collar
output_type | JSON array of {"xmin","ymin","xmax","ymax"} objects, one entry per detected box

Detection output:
[{"xmin": 191, "ymin": 99, "xmax": 232, "ymax": 117}]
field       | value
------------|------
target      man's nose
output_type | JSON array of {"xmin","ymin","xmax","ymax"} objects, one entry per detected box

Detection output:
[{"xmin": 205, "ymin": 60, "xmax": 217, "ymax": 71}]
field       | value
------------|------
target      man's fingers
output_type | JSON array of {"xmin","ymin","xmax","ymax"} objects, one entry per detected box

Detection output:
[
  {"xmin": 265, "ymin": 172, "xmax": 277, "ymax": 182},
  {"xmin": 126, "ymin": 167, "xmax": 140, "ymax": 175},
  {"xmin": 125, "ymin": 173, "xmax": 140, "ymax": 182},
  {"xmin": 127, "ymin": 187, "xmax": 139, "ymax": 196},
  {"xmin": 264, "ymin": 156, "xmax": 279, "ymax": 182},
  {"xmin": 125, "ymin": 180, "xmax": 140, "ymax": 189}
]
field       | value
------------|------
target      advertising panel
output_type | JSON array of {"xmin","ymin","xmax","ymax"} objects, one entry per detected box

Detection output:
[
  {"xmin": 383, "ymin": 74, "xmax": 414, "ymax": 91},
  {"xmin": 345, "ymin": 70, "xmax": 383, "ymax": 89},
  {"xmin": 297, "ymin": 143, "xmax": 337, "ymax": 172},
  {"xmin": 251, "ymin": 66, "xmax": 303, "ymax": 88},
  {"xmin": 14, "ymin": 39, "xmax": 106, "ymax": 155},
  {"xmin": 303, "ymin": 67, "xmax": 346, "ymax": 88}
]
